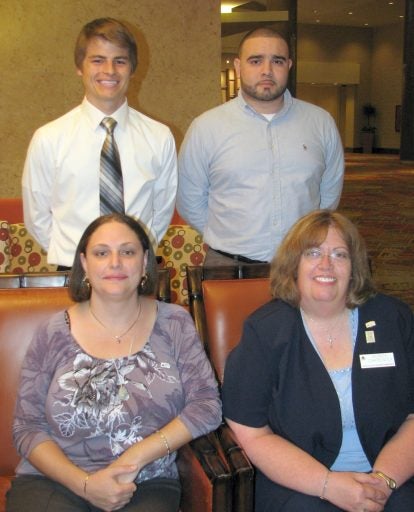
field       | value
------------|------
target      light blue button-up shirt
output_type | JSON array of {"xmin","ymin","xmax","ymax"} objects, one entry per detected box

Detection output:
[{"xmin": 177, "ymin": 90, "xmax": 344, "ymax": 262}]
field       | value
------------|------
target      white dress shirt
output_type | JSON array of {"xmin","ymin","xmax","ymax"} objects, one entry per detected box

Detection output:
[{"xmin": 22, "ymin": 98, "xmax": 177, "ymax": 266}]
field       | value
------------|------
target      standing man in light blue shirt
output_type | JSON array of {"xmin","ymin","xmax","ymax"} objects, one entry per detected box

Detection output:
[{"xmin": 177, "ymin": 27, "xmax": 344, "ymax": 265}]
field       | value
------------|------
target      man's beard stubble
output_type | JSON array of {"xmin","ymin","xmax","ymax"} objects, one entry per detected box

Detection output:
[{"xmin": 240, "ymin": 79, "xmax": 287, "ymax": 103}]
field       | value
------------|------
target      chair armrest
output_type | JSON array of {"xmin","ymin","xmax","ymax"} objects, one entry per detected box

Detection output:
[
  {"xmin": 20, "ymin": 272, "xmax": 69, "ymax": 287},
  {"xmin": 0, "ymin": 476, "xmax": 12, "ymax": 512},
  {"xmin": 218, "ymin": 424, "xmax": 254, "ymax": 512},
  {"xmin": 178, "ymin": 432, "xmax": 233, "ymax": 512},
  {"xmin": 0, "ymin": 275, "xmax": 20, "ymax": 289}
]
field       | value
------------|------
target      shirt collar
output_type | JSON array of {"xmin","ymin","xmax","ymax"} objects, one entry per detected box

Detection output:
[
  {"xmin": 237, "ymin": 89, "xmax": 293, "ymax": 121},
  {"xmin": 81, "ymin": 97, "xmax": 129, "ymax": 131}
]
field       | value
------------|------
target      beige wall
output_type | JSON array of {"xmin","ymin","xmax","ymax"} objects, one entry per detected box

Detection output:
[
  {"xmin": 297, "ymin": 22, "xmax": 403, "ymax": 151},
  {"xmin": 371, "ymin": 23, "xmax": 403, "ymax": 150},
  {"xmin": 0, "ymin": 0, "xmax": 221, "ymax": 197},
  {"xmin": 297, "ymin": 24, "xmax": 372, "ymax": 149}
]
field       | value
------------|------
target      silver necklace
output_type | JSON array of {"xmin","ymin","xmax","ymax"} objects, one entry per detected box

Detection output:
[
  {"xmin": 302, "ymin": 309, "xmax": 349, "ymax": 348},
  {"xmin": 89, "ymin": 301, "xmax": 142, "ymax": 343},
  {"xmin": 113, "ymin": 328, "xmax": 140, "ymax": 401}
]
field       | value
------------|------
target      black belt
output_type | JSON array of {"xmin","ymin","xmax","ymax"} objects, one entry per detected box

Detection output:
[{"xmin": 212, "ymin": 248, "xmax": 267, "ymax": 264}]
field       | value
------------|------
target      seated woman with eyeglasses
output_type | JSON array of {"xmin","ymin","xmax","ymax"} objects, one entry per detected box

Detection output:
[{"xmin": 222, "ymin": 210, "xmax": 414, "ymax": 512}]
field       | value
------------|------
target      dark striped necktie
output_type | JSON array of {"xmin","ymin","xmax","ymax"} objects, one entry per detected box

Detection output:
[{"xmin": 100, "ymin": 117, "xmax": 125, "ymax": 215}]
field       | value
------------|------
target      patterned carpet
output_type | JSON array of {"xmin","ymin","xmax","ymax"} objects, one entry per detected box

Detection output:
[{"xmin": 338, "ymin": 154, "xmax": 414, "ymax": 310}]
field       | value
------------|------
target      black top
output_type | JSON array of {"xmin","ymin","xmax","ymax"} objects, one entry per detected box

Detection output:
[{"xmin": 222, "ymin": 293, "xmax": 414, "ymax": 510}]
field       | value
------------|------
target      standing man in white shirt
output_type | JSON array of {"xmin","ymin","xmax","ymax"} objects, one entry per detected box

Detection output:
[
  {"xmin": 22, "ymin": 17, "xmax": 177, "ymax": 269},
  {"xmin": 177, "ymin": 27, "xmax": 344, "ymax": 266}
]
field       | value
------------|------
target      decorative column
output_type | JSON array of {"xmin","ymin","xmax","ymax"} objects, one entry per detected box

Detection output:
[{"xmin": 400, "ymin": 0, "xmax": 414, "ymax": 161}]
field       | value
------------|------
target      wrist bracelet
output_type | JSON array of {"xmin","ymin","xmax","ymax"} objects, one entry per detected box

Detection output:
[
  {"xmin": 156, "ymin": 429, "xmax": 171, "ymax": 456},
  {"xmin": 320, "ymin": 469, "xmax": 330, "ymax": 500},
  {"xmin": 83, "ymin": 473, "xmax": 90, "ymax": 495}
]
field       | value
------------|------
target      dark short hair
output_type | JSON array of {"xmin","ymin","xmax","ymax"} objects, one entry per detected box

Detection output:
[
  {"xmin": 69, "ymin": 213, "xmax": 157, "ymax": 302},
  {"xmin": 74, "ymin": 17, "xmax": 138, "ymax": 72},
  {"xmin": 238, "ymin": 27, "xmax": 290, "ymax": 57},
  {"xmin": 270, "ymin": 210, "xmax": 376, "ymax": 308}
]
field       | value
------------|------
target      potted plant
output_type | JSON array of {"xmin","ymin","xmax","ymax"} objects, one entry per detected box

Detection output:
[{"xmin": 361, "ymin": 103, "xmax": 376, "ymax": 153}]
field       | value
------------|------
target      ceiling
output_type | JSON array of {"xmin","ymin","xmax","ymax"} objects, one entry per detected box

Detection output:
[{"xmin": 221, "ymin": 1, "xmax": 405, "ymax": 28}]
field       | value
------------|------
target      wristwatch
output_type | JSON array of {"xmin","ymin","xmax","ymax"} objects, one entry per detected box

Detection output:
[{"xmin": 373, "ymin": 471, "xmax": 397, "ymax": 490}]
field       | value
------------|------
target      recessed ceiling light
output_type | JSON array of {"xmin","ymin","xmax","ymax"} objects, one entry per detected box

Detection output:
[{"xmin": 348, "ymin": 11, "xmax": 353, "ymax": 15}]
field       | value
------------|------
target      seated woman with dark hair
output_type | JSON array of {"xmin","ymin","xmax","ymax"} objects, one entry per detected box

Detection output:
[
  {"xmin": 222, "ymin": 210, "xmax": 414, "ymax": 512},
  {"xmin": 7, "ymin": 213, "xmax": 221, "ymax": 512}
]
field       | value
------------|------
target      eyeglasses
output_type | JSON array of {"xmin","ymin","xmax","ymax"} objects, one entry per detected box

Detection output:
[{"xmin": 302, "ymin": 247, "xmax": 350, "ymax": 263}]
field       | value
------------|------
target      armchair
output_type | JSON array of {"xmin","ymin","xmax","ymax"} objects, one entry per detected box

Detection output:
[
  {"xmin": 186, "ymin": 265, "xmax": 272, "ymax": 512},
  {"xmin": 0, "ymin": 271, "xmax": 233, "ymax": 512}
]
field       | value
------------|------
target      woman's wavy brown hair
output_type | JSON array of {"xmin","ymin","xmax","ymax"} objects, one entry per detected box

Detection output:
[
  {"xmin": 69, "ymin": 213, "xmax": 157, "ymax": 302},
  {"xmin": 270, "ymin": 210, "xmax": 376, "ymax": 308}
]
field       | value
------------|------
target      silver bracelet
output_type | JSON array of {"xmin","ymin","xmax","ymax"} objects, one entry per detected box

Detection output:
[
  {"xmin": 156, "ymin": 429, "xmax": 171, "ymax": 456},
  {"xmin": 320, "ymin": 469, "xmax": 330, "ymax": 500}
]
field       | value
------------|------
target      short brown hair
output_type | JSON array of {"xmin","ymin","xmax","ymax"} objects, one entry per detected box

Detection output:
[
  {"xmin": 238, "ymin": 27, "xmax": 289, "ymax": 57},
  {"xmin": 69, "ymin": 214, "xmax": 157, "ymax": 302},
  {"xmin": 74, "ymin": 17, "xmax": 138, "ymax": 72},
  {"xmin": 270, "ymin": 210, "xmax": 376, "ymax": 308}
]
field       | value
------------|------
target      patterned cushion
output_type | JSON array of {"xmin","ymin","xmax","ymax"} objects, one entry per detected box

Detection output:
[
  {"xmin": 0, "ymin": 221, "xmax": 11, "ymax": 273},
  {"xmin": 7, "ymin": 223, "xmax": 57, "ymax": 273},
  {"xmin": 156, "ymin": 225, "xmax": 207, "ymax": 305},
  {"xmin": 0, "ymin": 223, "xmax": 206, "ymax": 301}
]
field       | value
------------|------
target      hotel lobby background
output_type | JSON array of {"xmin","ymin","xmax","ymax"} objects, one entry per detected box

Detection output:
[{"xmin": 339, "ymin": 153, "xmax": 414, "ymax": 310}]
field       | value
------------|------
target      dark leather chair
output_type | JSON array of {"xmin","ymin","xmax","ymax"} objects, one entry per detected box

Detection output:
[
  {"xmin": 0, "ymin": 273, "xmax": 232, "ymax": 512},
  {"xmin": 187, "ymin": 263, "xmax": 271, "ymax": 376},
  {"xmin": 186, "ymin": 265, "xmax": 271, "ymax": 512}
]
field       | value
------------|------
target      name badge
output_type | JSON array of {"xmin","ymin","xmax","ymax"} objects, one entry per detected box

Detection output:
[{"xmin": 360, "ymin": 353, "xmax": 395, "ymax": 369}]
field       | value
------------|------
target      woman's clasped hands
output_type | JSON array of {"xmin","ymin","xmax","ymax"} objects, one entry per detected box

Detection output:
[
  {"xmin": 82, "ymin": 464, "xmax": 138, "ymax": 511},
  {"xmin": 324, "ymin": 471, "xmax": 390, "ymax": 512}
]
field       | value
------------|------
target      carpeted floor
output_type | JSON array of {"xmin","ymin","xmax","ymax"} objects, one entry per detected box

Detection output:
[{"xmin": 338, "ymin": 153, "xmax": 413, "ymax": 310}]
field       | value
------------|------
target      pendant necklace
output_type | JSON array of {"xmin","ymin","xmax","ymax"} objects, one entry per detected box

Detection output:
[
  {"xmin": 89, "ymin": 300, "xmax": 142, "ymax": 344},
  {"xmin": 89, "ymin": 300, "xmax": 142, "ymax": 401},
  {"xmin": 302, "ymin": 309, "xmax": 349, "ymax": 348},
  {"xmin": 117, "ymin": 306, "xmax": 143, "ymax": 401}
]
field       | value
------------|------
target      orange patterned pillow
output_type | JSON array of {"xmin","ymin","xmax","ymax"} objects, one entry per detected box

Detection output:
[
  {"xmin": 157, "ymin": 225, "xmax": 207, "ymax": 305},
  {"xmin": 7, "ymin": 223, "xmax": 57, "ymax": 273}
]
